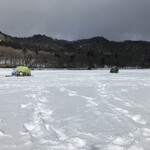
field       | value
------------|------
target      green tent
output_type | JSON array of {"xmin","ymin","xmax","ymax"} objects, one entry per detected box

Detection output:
[
  {"xmin": 12, "ymin": 66, "xmax": 31, "ymax": 76},
  {"xmin": 110, "ymin": 66, "xmax": 119, "ymax": 73}
]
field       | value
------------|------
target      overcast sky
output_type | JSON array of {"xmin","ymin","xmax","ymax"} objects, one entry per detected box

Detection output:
[{"xmin": 0, "ymin": 0, "xmax": 149, "ymax": 41}]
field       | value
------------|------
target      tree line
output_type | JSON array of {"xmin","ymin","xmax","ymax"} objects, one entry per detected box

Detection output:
[{"xmin": 0, "ymin": 33, "xmax": 150, "ymax": 68}]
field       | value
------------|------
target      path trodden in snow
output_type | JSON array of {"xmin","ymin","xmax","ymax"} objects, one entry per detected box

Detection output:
[{"xmin": 0, "ymin": 69, "xmax": 150, "ymax": 150}]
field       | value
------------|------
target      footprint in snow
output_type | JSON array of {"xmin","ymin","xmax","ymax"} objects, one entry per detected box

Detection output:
[
  {"xmin": 68, "ymin": 137, "xmax": 86, "ymax": 148},
  {"xmin": 115, "ymin": 108, "xmax": 129, "ymax": 115},
  {"xmin": 105, "ymin": 145, "xmax": 144, "ymax": 150},
  {"xmin": 114, "ymin": 97, "xmax": 123, "ymax": 102},
  {"xmin": 81, "ymin": 96, "xmax": 95, "ymax": 100},
  {"xmin": 0, "ymin": 119, "xmax": 7, "ymax": 125},
  {"xmin": 44, "ymin": 90, "xmax": 50, "ymax": 93},
  {"xmin": 68, "ymin": 90, "xmax": 78, "ymax": 97},
  {"xmin": 127, "ymin": 114, "xmax": 146, "ymax": 125},
  {"xmin": 104, "ymin": 144, "xmax": 124, "ymax": 150},
  {"xmin": 38, "ymin": 97, "xmax": 48, "ymax": 103},
  {"xmin": 115, "ymin": 108, "xmax": 147, "ymax": 125},
  {"xmin": 0, "ymin": 130, "xmax": 5, "ymax": 136},
  {"xmin": 60, "ymin": 87, "xmax": 66, "ymax": 92},
  {"xmin": 21, "ymin": 103, "xmax": 32, "ymax": 109},
  {"xmin": 141, "ymin": 128, "xmax": 150, "ymax": 137},
  {"xmin": 128, "ymin": 145, "xmax": 144, "ymax": 150},
  {"xmin": 0, "ymin": 130, "xmax": 12, "ymax": 138},
  {"xmin": 120, "ymin": 88, "xmax": 128, "ymax": 92},
  {"xmin": 23, "ymin": 122, "xmax": 43, "ymax": 137},
  {"xmin": 86, "ymin": 100, "xmax": 98, "ymax": 107},
  {"xmin": 112, "ymin": 136, "xmax": 130, "ymax": 146},
  {"xmin": 25, "ymin": 94, "xmax": 37, "ymax": 99},
  {"xmin": 124, "ymin": 102, "xmax": 132, "ymax": 107},
  {"xmin": 60, "ymin": 88, "xmax": 78, "ymax": 96}
]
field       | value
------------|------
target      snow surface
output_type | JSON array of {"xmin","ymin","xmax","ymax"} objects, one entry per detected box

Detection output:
[{"xmin": 0, "ymin": 69, "xmax": 150, "ymax": 150}]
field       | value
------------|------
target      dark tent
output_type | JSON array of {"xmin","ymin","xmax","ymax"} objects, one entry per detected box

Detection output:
[{"xmin": 110, "ymin": 66, "xmax": 119, "ymax": 73}]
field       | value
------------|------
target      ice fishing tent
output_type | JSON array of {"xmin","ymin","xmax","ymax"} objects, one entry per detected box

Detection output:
[
  {"xmin": 110, "ymin": 66, "xmax": 119, "ymax": 73},
  {"xmin": 11, "ymin": 66, "xmax": 31, "ymax": 76}
]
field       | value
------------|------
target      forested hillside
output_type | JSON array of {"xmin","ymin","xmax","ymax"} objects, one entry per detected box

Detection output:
[{"xmin": 0, "ymin": 31, "xmax": 150, "ymax": 68}]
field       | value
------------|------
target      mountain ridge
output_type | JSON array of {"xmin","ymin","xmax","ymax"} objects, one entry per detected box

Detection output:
[{"xmin": 0, "ymin": 31, "xmax": 150, "ymax": 68}]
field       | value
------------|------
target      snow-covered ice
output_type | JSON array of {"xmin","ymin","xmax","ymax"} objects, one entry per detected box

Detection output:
[{"xmin": 0, "ymin": 69, "xmax": 150, "ymax": 150}]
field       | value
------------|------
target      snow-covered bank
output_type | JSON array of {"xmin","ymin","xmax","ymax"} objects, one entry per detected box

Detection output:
[{"xmin": 0, "ymin": 69, "xmax": 150, "ymax": 150}]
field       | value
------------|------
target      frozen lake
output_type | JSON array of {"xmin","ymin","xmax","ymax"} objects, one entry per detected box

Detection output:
[{"xmin": 0, "ymin": 69, "xmax": 150, "ymax": 150}]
